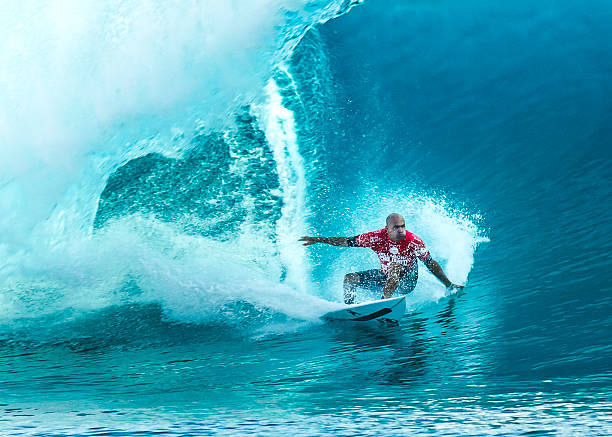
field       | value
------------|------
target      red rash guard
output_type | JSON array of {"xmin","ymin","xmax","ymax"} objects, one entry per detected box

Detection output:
[{"xmin": 355, "ymin": 228, "xmax": 431, "ymax": 274}]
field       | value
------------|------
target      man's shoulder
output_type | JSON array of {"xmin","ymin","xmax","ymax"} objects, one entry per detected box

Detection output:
[
  {"xmin": 356, "ymin": 228, "xmax": 386, "ymax": 246},
  {"xmin": 359, "ymin": 228, "xmax": 386, "ymax": 237},
  {"xmin": 360, "ymin": 228, "xmax": 386, "ymax": 239},
  {"xmin": 405, "ymin": 231, "xmax": 425, "ymax": 245}
]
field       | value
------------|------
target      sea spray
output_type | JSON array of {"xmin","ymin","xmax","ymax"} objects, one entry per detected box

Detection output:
[{"xmin": 0, "ymin": 0, "xmax": 361, "ymax": 329}]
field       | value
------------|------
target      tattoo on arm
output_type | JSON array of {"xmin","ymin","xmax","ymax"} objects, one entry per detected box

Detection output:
[{"xmin": 318, "ymin": 237, "xmax": 350, "ymax": 247}]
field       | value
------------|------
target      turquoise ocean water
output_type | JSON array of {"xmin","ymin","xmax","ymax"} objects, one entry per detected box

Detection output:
[{"xmin": 1, "ymin": 0, "xmax": 611, "ymax": 435}]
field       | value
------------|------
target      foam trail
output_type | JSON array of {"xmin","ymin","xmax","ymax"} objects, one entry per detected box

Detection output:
[
  {"xmin": 0, "ymin": 215, "xmax": 334, "ymax": 333},
  {"xmin": 260, "ymin": 76, "xmax": 310, "ymax": 294}
]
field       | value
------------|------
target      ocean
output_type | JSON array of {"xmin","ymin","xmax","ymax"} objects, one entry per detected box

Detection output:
[{"xmin": 1, "ymin": 0, "xmax": 611, "ymax": 435}]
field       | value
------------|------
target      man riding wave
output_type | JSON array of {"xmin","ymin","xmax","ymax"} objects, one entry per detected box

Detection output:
[{"xmin": 300, "ymin": 213, "xmax": 464, "ymax": 304}]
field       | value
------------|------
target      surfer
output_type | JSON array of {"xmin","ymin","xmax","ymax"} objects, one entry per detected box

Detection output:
[{"xmin": 300, "ymin": 213, "xmax": 464, "ymax": 304}]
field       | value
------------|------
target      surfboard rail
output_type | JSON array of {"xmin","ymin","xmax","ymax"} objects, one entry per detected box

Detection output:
[{"xmin": 322, "ymin": 295, "xmax": 406, "ymax": 324}]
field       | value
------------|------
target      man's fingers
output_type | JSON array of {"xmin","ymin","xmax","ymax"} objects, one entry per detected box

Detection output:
[
  {"xmin": 299, "ymin": 236, "xmax": 318, "ymax": 246},
  {"xmin": 447, "ymin": 283, "xmax": 465, "ymax": 291}
]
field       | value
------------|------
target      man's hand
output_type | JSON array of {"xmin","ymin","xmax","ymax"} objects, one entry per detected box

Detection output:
[
  {"xmin": 426, "ymin": 258, "xmax": 465, "ymax": 291},
  {"xmin": 447, "ymin": 283, "xmax": 465, "ymax": 292},
  {"xmin": 300, "ymin": 236, "xmax": 319, "ymax": 246}
]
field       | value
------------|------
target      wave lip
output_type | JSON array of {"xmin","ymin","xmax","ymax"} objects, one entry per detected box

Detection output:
[{"xmin": 0, "ymin": 0, "xmax": 361, "ymax": 256}]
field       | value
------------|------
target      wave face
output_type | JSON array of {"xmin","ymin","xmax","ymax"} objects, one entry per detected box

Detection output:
[
  {"xmin": 1, "ymin": 0, "xmax": 611, "ymax": 435},
  {"xmin": 0, "ymin": 0, "xmax": 359, "ymax": 331}
]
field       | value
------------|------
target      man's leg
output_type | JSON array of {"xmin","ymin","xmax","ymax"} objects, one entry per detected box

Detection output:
[
  {"xmin": 343, "ymin": 273, "xmax": 360, "ymax": 304},
  {"xmin": 398, "ymin": 263, "xmax": 418, "ymax": 294},
  {"xmin": 344, "ymin": 270, "xmax": 386, "ymax": 304},
  {"xmin": 381, "ymin": 263, "xmax": 406, "ymax": 299}
]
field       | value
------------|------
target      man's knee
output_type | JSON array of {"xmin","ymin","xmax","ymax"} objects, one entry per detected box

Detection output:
[
  {"xmin": 387, "ymin": 263, "xmax": 405, "ymax": 277},
  {"xmin": 344, "ymin": 273, "xmax": 360, "ymax": 284},
  {"xmin": 343, "ymin": 274, "xmax": 358, "ymax": 304}
]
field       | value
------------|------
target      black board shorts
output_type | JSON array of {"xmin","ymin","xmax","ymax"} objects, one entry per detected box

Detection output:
[{"xmin": 356, "ymin": 264, "xmax": 419, "ymax": 295}]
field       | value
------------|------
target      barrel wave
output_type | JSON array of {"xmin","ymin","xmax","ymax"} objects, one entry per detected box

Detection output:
[{"xmin": 0, "ymin": 0, "xmax": 610, "ymax": 435}]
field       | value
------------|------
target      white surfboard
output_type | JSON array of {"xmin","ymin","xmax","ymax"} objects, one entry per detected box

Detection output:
[{"xmin": 322, "ymin": 296, "xmax": 406, "ymax": 324}]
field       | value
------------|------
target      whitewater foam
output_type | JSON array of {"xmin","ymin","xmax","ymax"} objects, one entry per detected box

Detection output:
[
  {"xmin": 259, "ymin": 74, "xmax": 310, "ymax": 294},
  {"xmin": 0, "ymin": 0, "xmax": 359, "ymax": 256},
  {"xmin": 0, "ymin": 0, "xmax": 360, "ymax": 330}
]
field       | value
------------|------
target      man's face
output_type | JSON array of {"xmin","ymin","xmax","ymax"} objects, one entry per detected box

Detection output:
[{"xmin": 386, "ymin": 215, "xmax": 406, "ymax": 241}]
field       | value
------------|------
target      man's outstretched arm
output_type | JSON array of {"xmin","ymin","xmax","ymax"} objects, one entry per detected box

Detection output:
[
  {"xmin": 300, "ymin": 236, "xmax": 353, "ymax": 247},
  {"xmin": 424, "ymin": 258, "xmax": 465, "ymax": 290}
]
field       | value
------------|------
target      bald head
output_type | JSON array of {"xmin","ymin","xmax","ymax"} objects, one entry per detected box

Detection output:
[
  {"xmin": 386, "ymin": 213, "xmax": 403, "ymax": 226},
  {"xmin": 385, "ymin": 213, "xmax": 406, "ymax": 241}
]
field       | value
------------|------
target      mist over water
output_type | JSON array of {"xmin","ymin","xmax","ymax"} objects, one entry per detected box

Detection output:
[
  {"xmin": 0, "ymin": 0, "xmax": 361, "ymax": 329},
  {"xmin": 1, "ymin": 0, "xmax": 611, "ymax": 435}
]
